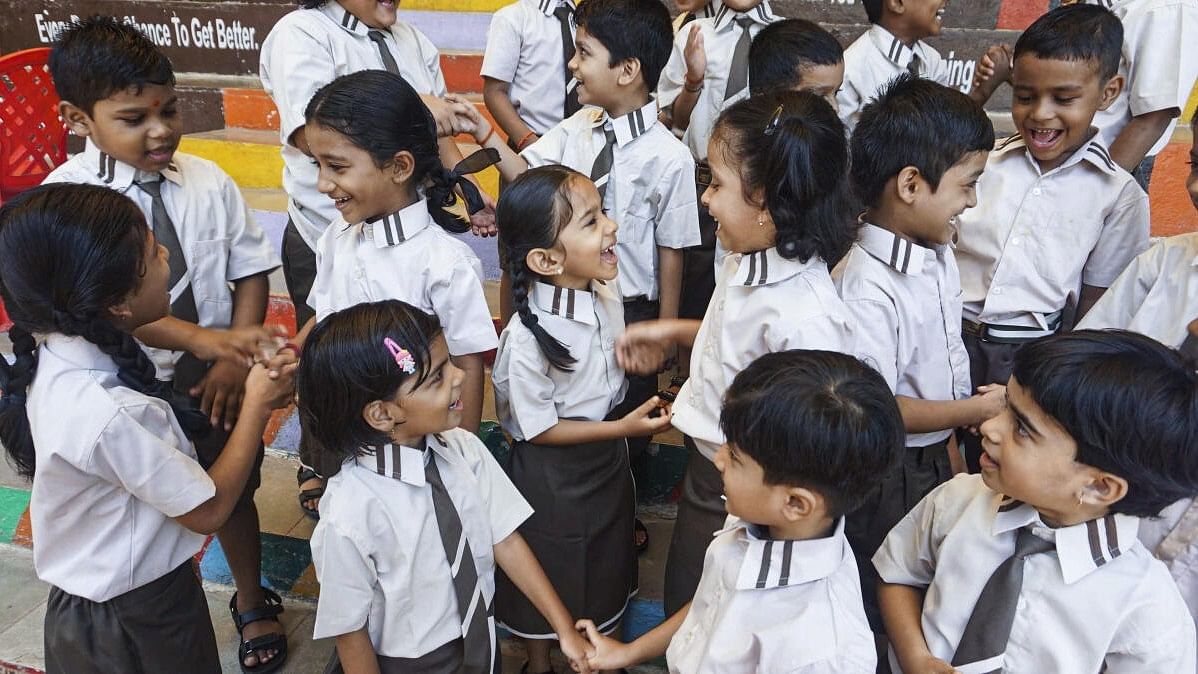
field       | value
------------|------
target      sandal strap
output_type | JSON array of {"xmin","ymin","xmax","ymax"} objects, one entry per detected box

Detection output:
[
  {"xmin": 296, "ymin": 466, "xmax": 321, "ymax": 485},
  {"xmin": 240, "ymin": 632, "xmax": 287, "ymax": 655},
  {"xmin": 298, "ymin": 486, "xmax": 325, "ymax": 500},
  {"xmin": 230, "ymin": 587, "xmax": 285, "ymax": 632}
]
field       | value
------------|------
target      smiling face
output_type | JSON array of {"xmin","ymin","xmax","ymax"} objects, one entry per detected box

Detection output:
[
  {"xmin": 908, "ymin": 150, "xmax": 986, "ymax": 245},
  {"xmin": 120, "ymin": 227, "xmax": 172, "ymax": 328},
  {"xmin": 901, "ymin": 0, "xmax": 948, "ymax": 39},
  {"xmin": 569, "ymin": 26, "xmax": 625, "ymax": 109},
  {"xmin": 546, "ymin": 176, "xmax": 620, "ymax": 287},
  {"xmin": 64, "ymin": 83, "xmax": 181, "ymax": 173},
  {"xmin": 388, "ymin": 333, "xmax": 465, "ymax": 439},
  {"xmin": 1010, "ymin": 54, "xmax": 1119, "ymax": 173},
  {"xmin": 337, "ymin": 0, "xmax": 398, "ymax": 29},
  {"xmin": 305, "ymin": 122, "xmax": 413, "ymax": 224},
  {"xmin": 703, "ymin": 133, "xmax": 775, "ymax": 254}
]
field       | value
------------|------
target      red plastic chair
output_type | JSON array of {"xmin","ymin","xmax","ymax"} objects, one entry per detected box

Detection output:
[{"xmin": 0, "ymin": 47, "xmax": 68, "ymax": 200}]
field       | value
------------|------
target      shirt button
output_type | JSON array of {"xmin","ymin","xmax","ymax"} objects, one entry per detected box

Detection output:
[
  {"xmin": 1032, "ymin": 187, "xmax": 1042, "ymax": 196},
  {"xmin": 993, "ymin": 286, "xmax": 1004, "ymax": 295},
  {"xmin": 1012, "ymin": 237, "xmax": 1022, "ymax": 246}
]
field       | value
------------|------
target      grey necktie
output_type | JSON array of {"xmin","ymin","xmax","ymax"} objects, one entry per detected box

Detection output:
[
  {"xmin": 724, "ymin": 16, "xmax": 755, "ymax": 101},
  {"xmin": 368, "ymin": 30, "xmax": 400, "ymax": 74},
  {"xmin": 590, "ymin": 124, "xmax": 618, "ymax": 204},
  {"xmin": 553, "ymin": 4, "xmax": 581, "ymax": 118},
  {"xmin": 135, "ymin": 178, "xmax": 198, "ymax": 324},
  {"xmin": 425, "ymin": 453, "xmax": 493, "ymax": 674},
  {"xmin": 908, "ymin": 52, "xmax": 922, "ymax": 77},
  {"xmin": 952, "ymin": 527, "xmax": 1055, "ymax": 671}
]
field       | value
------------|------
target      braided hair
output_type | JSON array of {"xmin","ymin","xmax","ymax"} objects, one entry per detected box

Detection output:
[
  {"xmin": 496, "ymin": 166, "xmax": 583, "ymax": 372},
  {"xmin": 0, "ymin": 184, "xmax": 208, "ymax": 479}
]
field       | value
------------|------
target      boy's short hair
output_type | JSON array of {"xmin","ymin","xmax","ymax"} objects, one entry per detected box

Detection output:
[
  {"xmin": 574, "ymin": 0, "xmax": 673, "ymax": 91},
  {"xmin": 48, "ymin": 16, "xmax": 175, "ymax": 116},
  {"xmin": 720, "ymin": 350, "xmax": 903, "ymax": 519},
  {"xmin": 1013, "ymin": 4, "xmax": 1123, "ymax": 82},
  {"xmin": 850, "ymin": 74, "xmax": 994, "ymax": 208},
  {"xmin": 1013, "ymin": 330, "xmax": 1198, "ymax": 518},
  {"xmin": 861, "ymin": 0, "xmax": 883, "ymax": 24},
  {"xmin": 749, "ymin": 19, "xmax": 844, "ymax": 96}
]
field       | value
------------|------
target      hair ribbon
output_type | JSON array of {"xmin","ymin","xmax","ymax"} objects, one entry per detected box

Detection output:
[
  {"xmin": 384, "ymin": 337, "xmax": 417, "ymax": 374},
  {"xmin": 449, "ymin": 147, "xmax": 502, "ymax": 215}
]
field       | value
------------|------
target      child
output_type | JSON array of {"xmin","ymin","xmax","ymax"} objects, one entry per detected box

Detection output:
[
  {"xmin": 832, "ymin": 74, "xmax": 1006, "ymax": 640},
  {"xmin": 837, "ymin": 0, "xmax": 954, "ymax": 132},
  {"xmin": 296, "ymin": 300, "xmax": 591, "ymax": 673},
  {"xmin": 482, "ymin": 0, "xmax": 579, "ymax": 154},
  {"xmin": 467, "ymin": 0, "xmax": 699, "ymax": 476},
  {"xmin": 490, "ymin": 166, "xmax": 673, "ymax": 674},
  {"xmin": 0, "ymin": 184, "xmax": 294, "ymax": 673},
  {"xmin": 672, "ymin": 0, "xmax": 722, "ymax": 34},
  {"xmin": 748, "ymin": 18, "xmax": 845, "ymax": 109},
  {"xmin": 874, "ymin": 330, "xmax": 1198, "ymax": 673},
  {"xmin": 616, "ymin": 91, "xmax": 856, "ymax": 616},
  {"xmin": 42, "ymin": 18, "xmax": 288, "ymax": 672},
  {"xmin": 578, "ymin": 349, "xmax": 901, "ymax": 673},
  {"xmin": 954, "ymin": 3, "xmax": 1149, "ymax": 470}
]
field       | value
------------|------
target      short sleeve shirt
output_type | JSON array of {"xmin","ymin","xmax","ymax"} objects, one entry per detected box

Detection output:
[
  {"xmin": 481, "ymin": 0, "xmax": 576, "ymax": 135},
  {"xmin": 308, "ymin": 198, "xmax": 498, "ymax": 356},
  {"xmin": 311, "ymin": 430, "xmax": 533, "ymax": 656},
  {"xmin": 26, "ymin": 334, "xmax": 216, "ymax": 602},
  {"xmin": 837, "ymin": 25, "xmax": 950, "ymax": 133}
]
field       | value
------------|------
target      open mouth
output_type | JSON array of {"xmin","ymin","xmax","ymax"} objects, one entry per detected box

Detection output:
[
  {"xmin": 145, "ymin": 146, "xmax": 176, "ymax": 163},
  {"xmin": 1026, "ymin": 128, "xmax": 1064, "ymax": 150},
  {"xmin": 331, "ymin": 195, "xmax": 352, "ymax": 211},
  {"xmin": 600, "ymin": 245, "xmax": 617, "ymax": 266},
  {"xmin": 979, "ymin": 450, "xmax": 1000, "ymax": 471}
]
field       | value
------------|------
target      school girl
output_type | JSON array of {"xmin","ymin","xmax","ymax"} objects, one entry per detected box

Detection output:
[
  {"xmin": 0, "ymin": 184, "xmax": 295, "ymax": 673},
  {"xmin": 490, "ymin": 166, "xmax": 673, "ymax": 674},
  {"xmin": 616, "ymin": 90, "xmax": 858, "ymax": 616}
]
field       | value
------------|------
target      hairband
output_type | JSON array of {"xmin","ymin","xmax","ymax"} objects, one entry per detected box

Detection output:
[
  {"xmin": 448, "ymin": 148, "xmax": 502, "ymax": 215},
  {"xmin": 383, "ymin": 337, "xmax": 417, "ymax": 374}
]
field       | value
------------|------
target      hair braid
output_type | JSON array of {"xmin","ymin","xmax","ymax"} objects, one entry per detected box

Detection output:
[
  {"xmin": 0, "ymin": 325, "xmax": 38, "ymax": 478},
  {"xmin": 508, "ymin": 255, "xmax": 576, "ymax": 372}
]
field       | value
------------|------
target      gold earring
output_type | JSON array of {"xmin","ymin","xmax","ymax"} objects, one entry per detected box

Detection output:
[
  {"xmin": 555, "ymin": 267, "xmax": 564, "ymax": 275},
  {"xmin": 758, "ymin": 215, "xmax": 765, "ymax": 227}
]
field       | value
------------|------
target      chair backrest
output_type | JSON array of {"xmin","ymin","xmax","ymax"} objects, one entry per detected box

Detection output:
[{"xmin": 0, "ymin": 47, "xmax": 68, "ymax": 200}]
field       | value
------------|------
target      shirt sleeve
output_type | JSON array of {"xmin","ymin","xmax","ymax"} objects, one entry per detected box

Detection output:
[
  {"xmin": 843, "ymin": 296, "xmax": 901, "ymax": 393},
  {"xmin": 480, "ymin": 7, "xmax": 522, "ymax": 83},
  {"xmin": 415, "ymin": 28, "xmax": 449, "ymax": 97},
  {"xmin": 260, "ymin": 19, "xmax": 337, "ymax": 146},
  {"xmin": 493, "ymin": 329, "xmax": 560, "ymax": 441},
  {"xmin": 460, "ymin": 433, "xmax": 533, "ymax": 543},
  {"xmin": 87, "ymin": 404, "xmax": 215, "ymax": 518},
  {"xmin": 1122, "ymin": 3, "xmax": 1198, "ymax": 117},
  {"xmin": 428, "ymin": 253, "xmax": 499, "ymax": 355},
  {"xmin": 836, "ymin": 75, "xmax": 864, "ymax": 132},
  {"xmin": 1076, "ymin": 240, "xmax": 1161, "ymax": 331},
  {"xmin": 1082, "ymin": 184, "xmax": 1150, "ymax": 288},
  {"xmin": 520, "ymin": 119, "xmax": 571, "ymax": 167},
  {"xmin": 872, "ymin": 478, "xmax": 946, "ymax": 588},
  {"xmin": 656, "ymin": 26, "xmax": 690, "ymax": 109},
  {"xmin": 307, "ymin": 228, "xmax": 337, "ymax": 320},
  {"xmin": 310, "ymin": 521, "xmax": 377, "ymax": 639},
  {"xmin": 218, "ymin": 170, "xmax": 281, "ymax": 282},
  {"xmin": 652, "ymin": 153, "xmax": 701, "ymax": 249},
  {"xmin": 1103, "ymin": 569, "xmax": 1197, "ymax": 673}
]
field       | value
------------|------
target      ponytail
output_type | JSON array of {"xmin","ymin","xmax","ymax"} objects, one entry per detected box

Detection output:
[{"xmin": 0, "ymin": 326, "xmax": 37, "ymax": 477}]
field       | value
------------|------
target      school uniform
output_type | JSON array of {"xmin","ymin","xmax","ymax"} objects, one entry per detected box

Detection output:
[
  {"xmin": 665, "ymin": 248, "xmax": 854, "ymax": 615},
  {"xmin": 44, "ymin": 140, "xmax": 280, "ymax": 508},
  {"xmin": 481, "ymin": 0, "xmax": 577, "ymax": 136},
  {"xmin": 259, "ymin": 0, "xmax": 447, "ymax": 325},
  {"xmin": 873, "ymin": 473, "xmax": 1196, "ymax": 673},
  {"xmin": 28, "ymin": 334, "xmax": 220, "ymax": 673},
  {"xmin": 666, "ymin": 517, "xmax": 876, "ymax": 673},
  {"xmin": 491, "ymin": 280, "xmax": 637, "ymax": 636},
  {"xmin": 837, "ymin": 24, "xmax": 951, "ymax": 133},
  {"xmin": 671, "ymin": 1, "xmax": 722, "ymax": 35},
  {"xmin": 832, "ymin": 223, "xmax": 969, "ymax": 631},
  {"xmin": 311, "ymin": 429, "xmax": 533, "ymax": 671}
]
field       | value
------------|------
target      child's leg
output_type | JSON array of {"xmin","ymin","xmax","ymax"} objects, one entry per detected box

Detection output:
[
  {"xmin": 524, "ymin": 638, "xmax": 554, "ymax": 672},
  {"xmin": 280, "ymin": 217, "xmax": 317, "ymax": 330},
  {"xmin": 663, "ymin": 439, "xmax": 726, "ymax": 616},
  {"xmin": 959, "ymin": 327, "xmax": 1020, "ymax": 472}
]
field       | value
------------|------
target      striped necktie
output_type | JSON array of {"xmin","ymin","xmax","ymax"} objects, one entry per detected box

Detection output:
[
  {"xmin": 425, "ymin": 453, "xmax": 494, "ymax": 674},
  {"xmin": 553, "ymin": 4, "xmax": 581, "ymax": 118},
  {"xmin": 135, "ymin": 178, "xmax": 199, "ymax": 324},
  {"xmin": 907, "ymin": 52, "xmax": 922, "ymax": 77},
  {"xmin": 368, "ymin": 30, "xmax": 400, "ymax": 74},
  {"xmin": 724, "ymin": 16, "xmax": 755, "ymax": 101},
  {"xmin": 590, "ymin": 123, "xmax": 617, "ymax": 205}
]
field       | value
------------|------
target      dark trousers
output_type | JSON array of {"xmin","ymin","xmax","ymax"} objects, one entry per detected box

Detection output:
[
  {"xmin": 663, "ymin": 441, "xmax": 727, "ymax": 616},
  {"xmin": 281, "ymin": 217, "xmax": 317, "ymax": 331},
  {"xmin": 679, "ymin": 164, "xmax": 717, "ymax": 322},
  {"xmin": 960, "ymin": 329, "xmax": 1021, "ymax": 472},
  {"xmin": 613, "ymin": 297, "xmax": 660, "ymax": 464},
  {"xmin": 44, "ymin": 563, "xmax": 219, "ymax": 674},
  {"xmin": 323, "ymin": 637, "xmax": 470, "ymax": 674}
]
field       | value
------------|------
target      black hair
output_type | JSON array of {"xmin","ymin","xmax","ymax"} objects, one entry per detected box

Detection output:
[
  {"xmin": 1012, "ymin": 330, "xmax": 1198, "ymax": 518},
  {"xmin": 1013, "ymin": 4, "xmax": 1123, "ymax": 82},
  {"xmin": 574, "ymin": 0, "xmax": 673, "ymax": 91},
  {"xmin": 298, "ymin": 1, "xmax": 324, "ymax": 7},
  {"xmin": 0, "ymin": 184, "xmax": 208, "ymax": 479},
  {"xmin": 496, "ymin": 166, "xmax": 584, "ymax": 372},
  {"xmin": 304, "ymin": 70, "xmax": 469, "ymax": 234},
  {"xmin": 296, "ymin": 300, "xmax": 443, "ymax": 476},
  {"xmin": 850, "ymin": 74, "xmax": 994, "ymax": 208},
  {"xmin": 48, "ymin": 15, "xmax": 175, "ymax": 117},
  {"xmin": 720, "ymin": 350, "xmax": 903, "ymax": 519},
  {"xmin": 749, "ymin": 19, "xmax": 844, "ymax": 96},
  {"xmin": 713, "ymin": 90, "xmax": 856, "ymax": 265},
  {"xmin": 861, "ymin": 0, "xmax": 883, "ymax": 24}
]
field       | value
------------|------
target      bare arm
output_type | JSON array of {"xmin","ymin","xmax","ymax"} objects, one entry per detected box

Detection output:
[
  {"xmin": 657, "ymin": 247, "xmax": 683, "ymax": 322},
  {"xmin": 896, "ymin": 385, "xmax": 1005, "ymax": 434},
  {"xmin": 1108, "ymin": 108, "xmax": 1177, "ymax": 173},
  {"xmin": 334, "ymin": 629, "xmax": 382, "ymax": 674},
  {"xmin": 1076, "ymin": 284, "xmax": 1107, "ymax": 323},
  {"xmin": 531, "ymin": 396, "xmax": 672, "ymax": 445},
  {"xmin": 452, "ymin": 352, "xmax": 485, "ymax": 433},
  {"xmin": 579, "ymin": 602, "xmax": 692, "ymax": 669},
  {"xmin": 482, "ymin": 77, "xmax": 537, "ymax": 148},
  {"xmin": 879, "ymin": 582, "xmax": 960, "ymax": 674}
]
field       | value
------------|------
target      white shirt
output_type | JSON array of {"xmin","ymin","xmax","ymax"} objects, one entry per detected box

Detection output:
[
  {"xmin": 1088, "ymin": 0, "xmax": 1198, "ymax": 158},
  {"xmin": 672, "ymin": 249, "xmax": 855, "ymax": 459},
  {"xmin": 523, "ymin": 101, "xmax": 700, "ymax": 300},
  {"xmin": 657, "ymin": 2, "xmax": 782, "ymax": 160},
  {"xmin": 308, "ymin": 199, "xmax": 498, "ymax": 356},
  {"xmin": 955, "ymin": 134, "xmax": 1150, "ymax": 328},
  {"xmin": 666, "ymin": 518, "xmax": 876, "ymax": 674},
  {"xmin": 311, "ymin": 430, "xmax": 533, "ymax": 657},
  {"xmin": 873, "ymin": 474, "xmax": 1196, "ymax": 674},
  {"xmin": 833, "ymin": 225, "xmax": 971, "ymax": 446},
  {"xmin": 493, "ymin": 280, "xmax": 627, "ymax": 441},
  {"xmin": 837, "ymin": 25, "xmax": 950, "ymax": 133},
  {"xmin": 26, "ymin": 334, "xmax": 216, "ymax": 602},
  {"xmin": 671, "ymin": 1, "xmax": 722, "ymax": 34},
  {"xmin": 44, "ymin": 140, "xmax": 281, "ymax": 380},
  {"xmin": 481, "ymin": 0, "xmax": 576, "ymax": 135},
  {"xmin": 260, "ymin": 1, "xmax": 448, "ymax": 250}
]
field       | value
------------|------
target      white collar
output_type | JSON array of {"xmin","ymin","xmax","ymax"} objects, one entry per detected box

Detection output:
[
  {"xmin": 530, "ymin": 281, "xmax": 602, "ymax": 325},
  {"xmin": 856, "ymin": 223, "xmax": 940, "ymax": 276},
  {"xmin": 531, "ymin": 0, "xmax": 576, "ymax": 17},
  {"xmin": 712, "ymin": 1, "xmax": 778, "ymax": 31},
  {"xmin": 866, "ymin": 23, "xmax": 928, "ymax": 72},
  {"xmin": 990, "ymin": 494, "xmax": 1141, "ymax": 584},
  {"xmin": 355, "ymin": 433, "xmax": 451, "ymax": 487},
  {"xmin": 607, "ymin": 99, "xmax": 660, "ymax": 147},
  {"xmin": 355, "ymin": 199, "xmax": 434, "ymax": 247},
  {"xmin": 727, "ymin": 247, "xmax": 823, "ymax": 287},
  {"xmin": 320, "ymin": 0, "xmax": 373, "ymax": 37},
  {"xmin": 40, "ymin": 333, "xmax": 120, "ymax": 374},
  {"xmin": 994, "ymin": 132, "xmax": 1122, "ymax": 178},
  {"xmin": 722, "ymin": 517, "xmax": 849, "ymax": 590},
  {"xmin": 83, "ymin": 139, "xmax": 180, "ymax": 192}
]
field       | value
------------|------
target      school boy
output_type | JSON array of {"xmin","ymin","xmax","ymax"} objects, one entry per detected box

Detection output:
[
  {"xmin": 832, "ymin": 75, "xmax": 1005, "ymax": 639},
  {"xmin": 747, "ymin": 18, "xmax": 845, "ymax": 109},
  {"xmin": 874, "ymin": 330, "xmax": 1198, "ymax": 673},
  {"xmin": 837, "ymin": 0, "xmax": 953, "ymax": 133},
  {"xmin": 482, "ymin": 0, "xmax": 579, "ymax": 154},
  {"xmin": 44, "ymin": 17, "xmax": 285, "ymax": 671},
  {"xmin": 579, "ymin": 350, "xmax": 901, "ymax": 673},
  {"xmin": 953, "ymin": 4, "xmax": 1149, "ymax": 469}
]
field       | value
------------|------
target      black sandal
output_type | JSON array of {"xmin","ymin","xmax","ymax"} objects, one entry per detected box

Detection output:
[
  {"xmin": 229, "ymin": 587, "xmax": 288, "ymax": 674},
  {"xmin": 296, "ymin": 466, "xmax": 323, "ymax": 520}
]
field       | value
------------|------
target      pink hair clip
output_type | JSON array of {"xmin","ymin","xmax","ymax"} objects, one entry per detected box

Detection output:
[{"xmin": 383, "ymin": 337, "xmax": 416, "ymax": 374}]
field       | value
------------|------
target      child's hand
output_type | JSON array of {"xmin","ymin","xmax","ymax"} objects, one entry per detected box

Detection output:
[
  {"xmin": 190, "ymin": 359, "xmax": 249, "ymax": 431},
  {"xmin": 973, "ymin": 383, "xmax": 1007, "ymax": 425},
  {"xmin": 243, "ymin": 361, "xmax": 296, "ymax": 412},
  {"xmin": 617, "ymin": 321, "xmax": 672, "ymax": 374},
  {"xmin": 684, "ymin": 24, "xmax": 707, "ymax": 83},
  {"xmin": 446, "ymin": 94, "xmax": 492, "ymax": 144},
  {"xmin": 262, "ymin": 345, "xmax": 299, "ymax": 382},
  {"xmin": 621, "ymin": 396, "xmax": 674, "ymax": 437},
  {"xmin": 469, "ymin": 191, "xmax": 498, "ymax": 237},
  {"xmin": 905, "ymin": 653, "xmax": 962, "ymax": 674},
  {"xmin": 421, "ymin": 94, "xmax": 475, "ymax": 137},
  {"xmin": 194, "ymin": 325, "xmax": 288, "ymax": 367},
  {"xmin": 576, "ymin": 619, "xmax": 634, "ymax": 670},
  {"xmin": 558, "ymin": 626, "xmax": 595, "ymax": 673},
  {"xmin": 972, "ymin": 44, "xmax": 1012, "ymax": 91}
]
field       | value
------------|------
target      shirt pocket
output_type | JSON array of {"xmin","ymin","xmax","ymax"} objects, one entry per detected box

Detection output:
[
  {"xmin": 188, "ymin": 238, "xmax": 233, "ymax": 314},
  {"xmin": 1029, "ymin": 212, "xmax": 1086, "ymax": 287}
]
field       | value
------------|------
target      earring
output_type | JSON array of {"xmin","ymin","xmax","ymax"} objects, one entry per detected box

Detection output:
[
  {"xmin": 757, "ymin": 215, "xmax": 765, "ymax": 227},
  {"xmin": 555, "ymin": 267, "xmax": 564, "ymax": 275}
]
